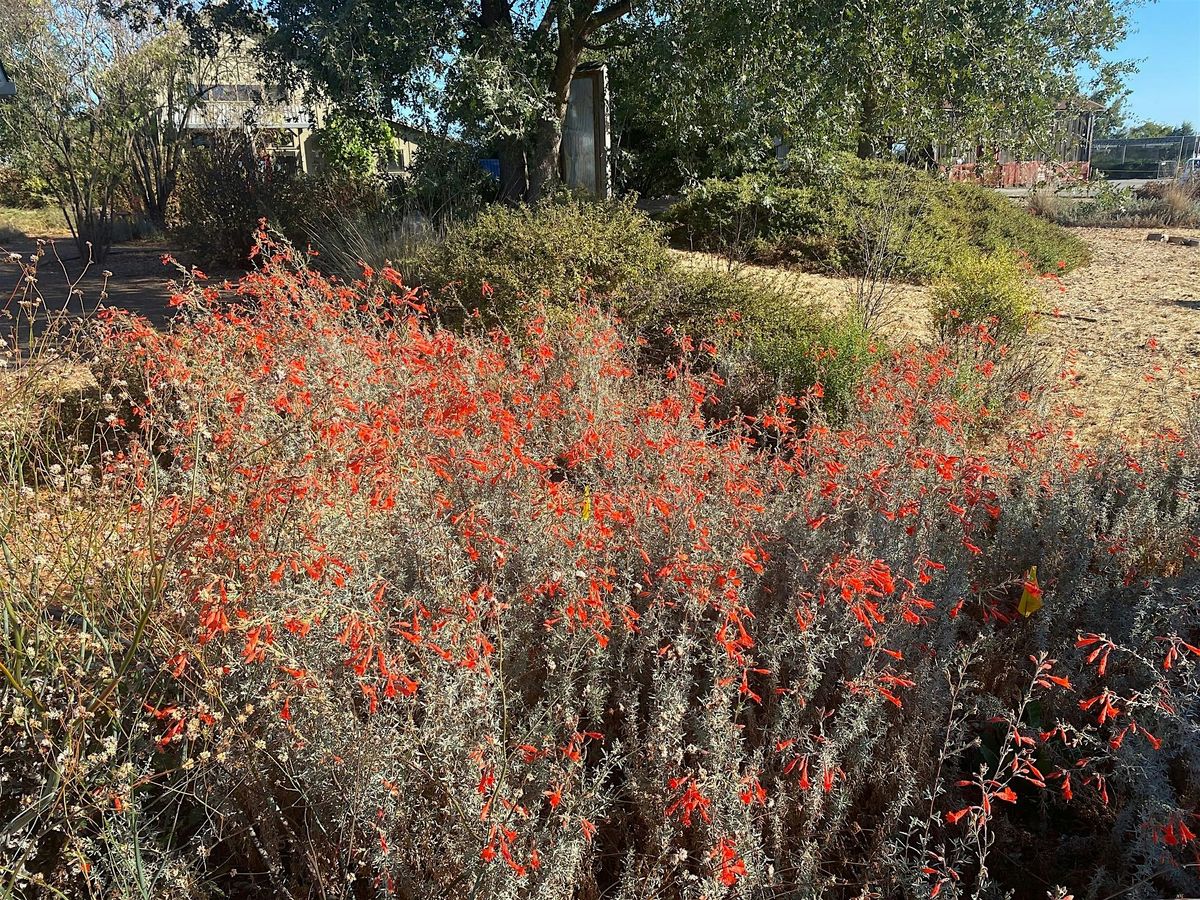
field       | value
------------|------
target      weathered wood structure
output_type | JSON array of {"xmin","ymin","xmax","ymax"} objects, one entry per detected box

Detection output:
[{"xmin": 937, "ymin": 99, "xmax": 1103, "ymax": 187}]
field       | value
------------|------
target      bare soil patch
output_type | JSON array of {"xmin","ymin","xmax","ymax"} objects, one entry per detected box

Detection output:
[
  {"xmin": 1038, "ymin": 227, "xmax": 1200, "ymax": 436},
  {"xmin": 0, "ymin": 237, "xmax": 239, "ymax": 334}
]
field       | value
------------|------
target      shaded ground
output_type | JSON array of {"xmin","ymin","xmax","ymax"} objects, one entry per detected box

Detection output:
[
  {"xmin": 678, "ymin": 227, "xmax": 1200, "ymax": 437},
  {"xmin": 0, "ymin": 237, "xmax": 230, "ymax": 336}
]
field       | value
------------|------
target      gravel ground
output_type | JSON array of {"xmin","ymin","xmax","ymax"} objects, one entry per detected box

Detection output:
[{"xmin": 1037, "ymin": 227, "xmax": 1200, "ymax": 436}]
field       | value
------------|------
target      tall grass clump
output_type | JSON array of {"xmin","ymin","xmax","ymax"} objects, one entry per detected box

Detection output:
[
  {"xmin": 1, "ymin": 231, "xmax": 1198, "ymax": 900},
  {"xmin": 1028, "ymin": 180, "xmax": 1200, "ymax": 229}
]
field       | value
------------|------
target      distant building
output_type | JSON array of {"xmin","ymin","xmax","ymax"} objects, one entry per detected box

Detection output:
[
  {"xmin": 936, "ymin": 99, "xmax": 1103, "ymax": 187},
  {"xmin": 380, "ymin": 122, "xmax": 426, "ymax": 175},
  {"xmin": 176, "ymin": 45, "xmax": 433, "ymax": 177},
  {"xmin": 177, "ymin": 41, "xmax": 325, "ymax": 173}
]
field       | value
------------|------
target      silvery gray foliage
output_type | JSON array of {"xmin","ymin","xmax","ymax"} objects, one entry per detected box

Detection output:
[{"xmin": 2, "ymin": 243, "xmax": 1198, "ymax": 899}]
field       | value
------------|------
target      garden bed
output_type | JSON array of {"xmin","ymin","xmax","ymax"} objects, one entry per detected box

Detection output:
[{"xmin": 677, "ymin": 226, "xmax": 1200, "ymax": 436}]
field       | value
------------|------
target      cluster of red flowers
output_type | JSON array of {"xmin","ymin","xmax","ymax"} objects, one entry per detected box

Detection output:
[{"xmin": 88, "ymin": 232, "xmax": 1200, "ymax": 898}]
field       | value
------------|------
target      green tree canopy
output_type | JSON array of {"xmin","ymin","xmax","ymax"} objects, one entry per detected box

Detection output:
[
  {"xmin": 1120, "ymin": 120, "xmax": 1196, "ymax": 138},
  {"xmin": 165, "ymin": 0, "xmax": 649, "ymax": 201},
  {"xmin": 139, "ymin": 0, "xmax": 1138, "ymax": 200},
  {"xmin": 614, "ymin": 0, "xmax": 1138, "ymax": 190},
  {"xmin": 0, "ymin": 0, "xmax": 182, "ymax": 257}
]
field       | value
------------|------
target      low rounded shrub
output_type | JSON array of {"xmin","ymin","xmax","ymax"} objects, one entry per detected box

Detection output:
[
  {"xmin": 654, "ymin": 267, "xmax": 876, "ymax": 416},
  {"xmin": 661, "ymin": 155, "xmax": 1091, "ymax": 279},
  {"xmin": 410, "ymin": 201, "xmax": 873, "ymax": 417},
  {"xmin": 930, "ymin": 250, "xmax": 1041, "ymax": 345},
  {"xmin": 413, "ymin": 195, "xmax": 671, "ymax": 325},
  {"xmin": 935, "ymin": 178, "xmax": 1089, "ymax": 272},
  {"xmin": 663, "ymin": 175, "xmax": 832, "ymax": 262}
]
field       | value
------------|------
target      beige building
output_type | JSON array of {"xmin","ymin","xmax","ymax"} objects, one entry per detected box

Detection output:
[
  {"xmin": 178, "ymin": 40, "xmax": 326, "ymax": 172},
  {"xmin": 380, "ymin": 122, "xmax": 424, "ymax": 175},
  {"xmin": 178, "ymin": 47, "xmax": 429, "ymax": 176}
]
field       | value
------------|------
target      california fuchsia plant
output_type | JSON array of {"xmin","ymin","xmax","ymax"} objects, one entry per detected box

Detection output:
[{"xmin": 2, "ymin": 230, "xmax": 1198, "ymax": 899}]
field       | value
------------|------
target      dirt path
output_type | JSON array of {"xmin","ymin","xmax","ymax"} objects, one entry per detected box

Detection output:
[
  {"xmin": 677, "ymin": 227, "xmax": 1200, "ymax": 437},
  {"xmin": 7, "ymin": 228, "xmax": 1198, "ymax": 438},
  {"xmin": 1040, "ymin": 227, "xmax": 1200, "ymax": 436},
  {"xmin": 0, "ymin": 238, "xmax": 240, "ymax": 336}
]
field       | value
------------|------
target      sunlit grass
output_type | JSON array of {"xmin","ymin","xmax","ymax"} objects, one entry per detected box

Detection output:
[{"xmin": 0, "ymin": 205, "xmax": 69, "ymax": 240}]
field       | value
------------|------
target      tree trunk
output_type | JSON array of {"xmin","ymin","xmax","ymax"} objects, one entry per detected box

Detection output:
[
  {"xmin": 479, "ymin": 0, "xmax": 531, "ymax": 203},
  {"xmin": 524, "ymin": 108, "xmax": 566, "ymax": 202},
  {"xmin": 857, "ymin": 89, "xmax": 878, "ymax": 159},
  {"xmin": 497, "ymin": 135, "xmax": 528, "ymax": 204},
  {"xmin": 524, "ymin": 36, "xmax": 580, "ymax": 202}
]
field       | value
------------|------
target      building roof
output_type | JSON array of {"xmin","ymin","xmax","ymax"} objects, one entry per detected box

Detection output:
[
  {"xmin": 386, "ymin": 120, "xmax": 437, "ymax": 142},
  {"xmin": 0, "ymin": 61, "xmax": 15, "ymax": 97},
  {"xmin": 1055, "ymin": 98, "xmax": 1105, "ymax": 113}
]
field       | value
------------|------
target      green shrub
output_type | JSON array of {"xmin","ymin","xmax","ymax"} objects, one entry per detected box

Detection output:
[
  {"xmin": 652, "ymin": 267, "xmax": 877, "ymax": 418},
  {"xmin": 749, "ymin": 307, "xmax": 875, "ymax": 417},
  {"xmin": 0, "ymin": 166, "xmax": 49, "ymax": 209},
  {"xmin": 413, "ymin": 194, "xmax": 875, "ymax": 415},
  {"xmin": 173, "ymin": 134, "xmax": 387, "ymax": 268},
  {"xmin": 312, "ymin": 113, "xmax": 396, "ymax": 179},
  {"xmin": 663, "ymin": 174, "xmax": 833, "ymax": 262},
  {"xmin": 413, "ymin": 195, "xmax": 671, "ymax": 325},
  {"xmin": 934, "ymin": 179, "xmax": 1089, "ymax": 272},
  {"xmin": 930, "ymin": 250, "xmax": 1041, "ymax": 345},
  {"xmin": 661, "ymin": 155, "xmax": 1090, "ymax": 280},
  {"xmin": 1030, "ymin": 180, "xmax": 1200, "ymax": 229}
]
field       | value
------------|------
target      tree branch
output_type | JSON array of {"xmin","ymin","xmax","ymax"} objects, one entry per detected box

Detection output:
[
  {"xmin": 582, "ymin": 0, "xmax": 630, "ymax": 38},
  {"xmin": 534, "ymin": 0, "xmax": 558, "ymax": 40}
]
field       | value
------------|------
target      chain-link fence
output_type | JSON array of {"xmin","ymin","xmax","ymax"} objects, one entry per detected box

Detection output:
[{"xmin": 1091, "ymin": 135, "xmax": 1199, "ymax": 179}]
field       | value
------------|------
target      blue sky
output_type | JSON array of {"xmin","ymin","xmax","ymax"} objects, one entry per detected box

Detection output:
[{"xmin": 1109, "ymin": 0, "xmax": 1200, "ymax": 127}]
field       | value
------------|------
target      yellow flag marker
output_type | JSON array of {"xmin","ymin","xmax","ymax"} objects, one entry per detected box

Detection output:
[
  {"xmin": 581, "ymin": 486, "xmax": 592, "ymax": 523},
  {"xmin": 1018, "ymin": 565, "xmax": 1042, "ymax": 618}
]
